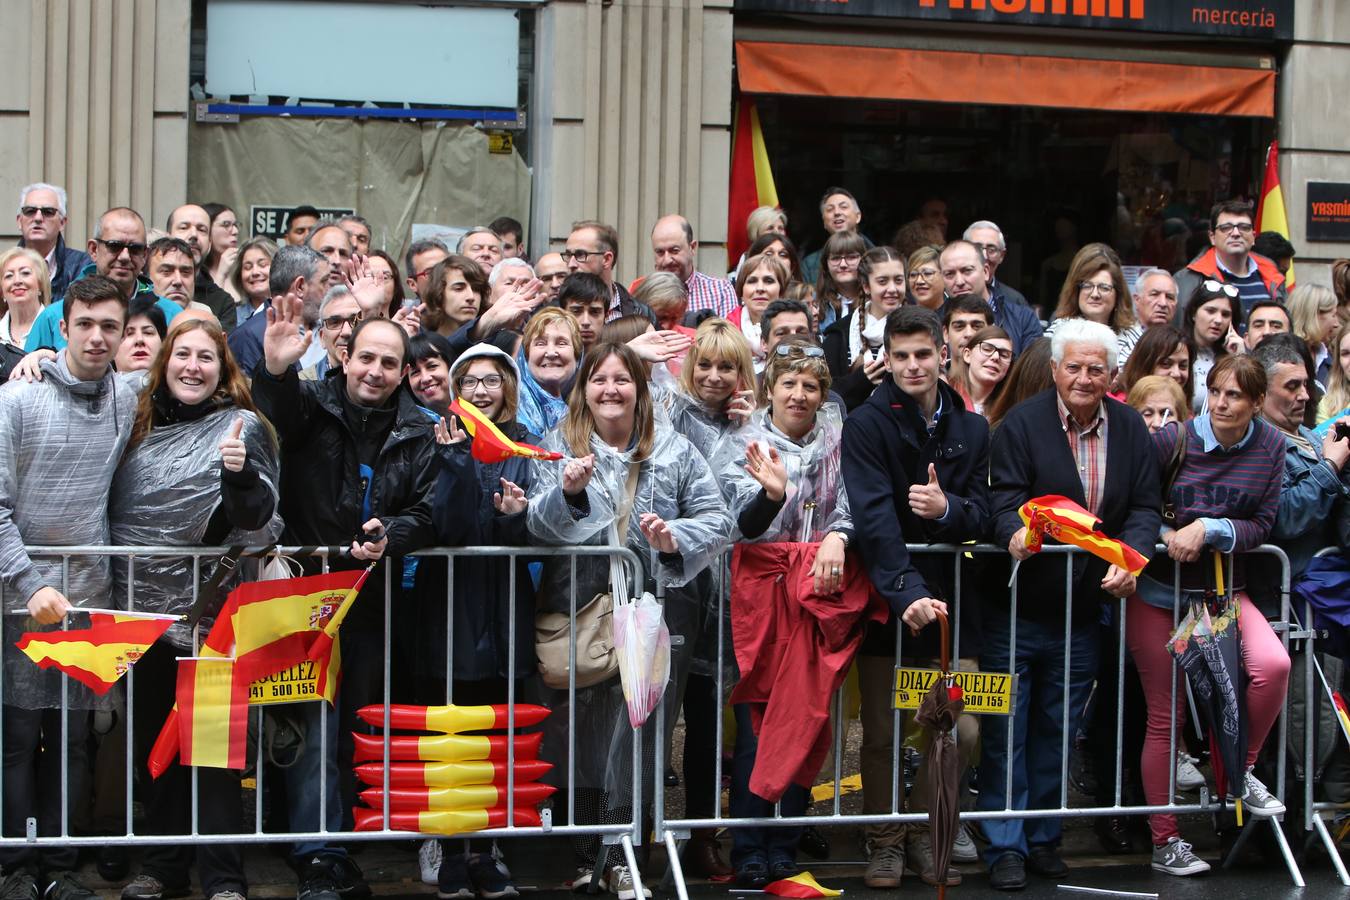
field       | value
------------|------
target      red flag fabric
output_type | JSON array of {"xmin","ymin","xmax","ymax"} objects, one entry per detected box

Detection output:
[
  {"xmin": 176, "ymin": 658, "xmax": 249, "ymax": 769},
  {"xmin": 1255, "ymin": 140, "xmax": 1294, "ymax": 287},
  {"xmin": 1018, "ymin": 494, "xmax": 1150, "ymax": 576},
  {"xmin": 16, "ymin": 613, "xmax": 173, "ymax": 695},
  {"xmin": 450, "ymin": 398, "xmax": 562, "ymax": 463},
  {"xmin": 726, "ymin": 98, "xmax": 780, "ymax": 268}
]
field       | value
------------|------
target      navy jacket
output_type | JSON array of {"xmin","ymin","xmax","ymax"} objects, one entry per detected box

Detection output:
[
  {"xmin": 990, "ymin": 389, "xmax": 1161, "ymax": 624},
  {"xmin": 841, "ymin": 377, "xmax": 990, "ymax": 657}
]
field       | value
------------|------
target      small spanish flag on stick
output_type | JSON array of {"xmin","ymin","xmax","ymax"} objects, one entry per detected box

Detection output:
[
  {"xmin": 450, "ymin": 397, "xmax": 563, "ymax": 464},
  {"xmin": 16, "ymin": 610, "xmax": 177, "ymax": 695},
  {"xmin": 1019, "ymin": 494, "xmax": 1149, "ymax": 576},
  {"xmin": 176, "ymin": 657, "xmax": 250, "ymax": 770}
]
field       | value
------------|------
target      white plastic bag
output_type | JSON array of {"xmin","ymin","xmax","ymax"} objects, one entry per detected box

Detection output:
[{"xmin": 612, "ymin": 587, "xmax": 671, "ymax": 729}]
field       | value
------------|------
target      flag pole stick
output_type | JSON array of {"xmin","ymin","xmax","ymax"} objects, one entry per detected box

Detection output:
[{"xmin": 6, "ymin": 608, "xmax": 185, "ymax": 621}]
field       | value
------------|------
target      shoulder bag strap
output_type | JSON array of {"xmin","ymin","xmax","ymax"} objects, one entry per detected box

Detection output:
[{"xmin": 609, "ymin": 462, "xmax": 642, "ymax": 599}]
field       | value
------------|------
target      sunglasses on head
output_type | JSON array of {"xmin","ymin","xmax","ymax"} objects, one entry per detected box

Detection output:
[
  {"xmin": 1201, "ymin": 279, "xmax": 1240, "ymax": 299},
  {"xmin": 774, "ymin": 343, "xmax": 825, "ymax": 358}
]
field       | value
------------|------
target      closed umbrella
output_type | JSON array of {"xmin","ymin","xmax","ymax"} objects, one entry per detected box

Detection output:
[{"xmin": 913, "ymin": 610, "xmax": 964, "ymax": 900}]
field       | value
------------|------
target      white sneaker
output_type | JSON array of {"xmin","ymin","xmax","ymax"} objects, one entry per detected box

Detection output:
[
  {"xmin": 1176, "ymin": 752, "xmax": 1206, "ymax": 791},
  {"xmin": 419, "ymin": 839, "xmax": 443, "ymax": 886},
  {"xmin": 1228, "ymin": 768, "xmax": 1286, "ymax": 817},
  {"xmin": 608, "ymin": 865, "xmax": 650, "ymax": 900},
  {"xmin": 1152, "ymin": 838, "xmax": 1211, "ymax": 876}
]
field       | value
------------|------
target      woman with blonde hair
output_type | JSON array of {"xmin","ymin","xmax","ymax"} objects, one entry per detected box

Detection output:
[
  {"xmin": 528, "ymin": 342, "xmax": 731, "ymax": 897},
  {"xmin": 225, "ymin": 236, "xmax": 277, "ymax": 326},
  {"xmin": 515, "ymin": 306, "xmax": 582, "ymax": 436},
  {"xmin": 906, "ymin": 244, "xmax": 944, "ymax": 311},
  {"xmin": 1317, "ymin": 321, "xmax": 1350, "ymax": 423},
  {"xmin": 1287, "ymin": 282, "xmax": 1340, "ymax": 386},
  {"xmin": 730, "ymin": 208, "xmax": 790, "ymax": 280},
  {"xmin": 1126, "ymin": 374, "xmax": 1189, "ymax": 433},
  {"xmin": 0, "ymin": 247, "xmax": 50, "ymax": 378}
]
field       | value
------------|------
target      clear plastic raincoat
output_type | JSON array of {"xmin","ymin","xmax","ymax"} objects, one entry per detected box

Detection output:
[
  {"xmin": 109, "ymin": 407, "xmax": 283, "ymax": 650},
  {"xmin": 0, "ymin": 357, "xmax": 142, "ymax": 709},
  {"xmin": 527, "ymin": 424, "xmax": 732, "ymax": 800}
]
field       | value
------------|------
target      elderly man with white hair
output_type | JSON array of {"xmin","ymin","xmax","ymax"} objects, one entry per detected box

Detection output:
[
  {"xmin": 16, "ymin": 182, "xmax": 90, "ymax": 302},
  {"xmin": 1116, "ymin": 267, "xmax": 1180, "ymax": 366},
  {"xmin": 964, "ymin": 219, "xmax": 1030, "ymax": 311},
  {"xmin": 487, "ymin": 257, "xmax": 536, "ymax": 306},
  {"xmin": 979, "ymin": 318, "xmax": 1161, "ymax": 891}
]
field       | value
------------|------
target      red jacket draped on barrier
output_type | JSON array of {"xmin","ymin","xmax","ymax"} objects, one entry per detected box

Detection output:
[{"xmin": 729, "ymin": 542, "xmax": 888, "ymax": 802}]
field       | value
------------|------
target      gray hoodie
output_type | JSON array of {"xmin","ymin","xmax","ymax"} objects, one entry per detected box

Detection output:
[{"xmin": 0, "ymin": 354, "xmax": 140, "ymax": 708}]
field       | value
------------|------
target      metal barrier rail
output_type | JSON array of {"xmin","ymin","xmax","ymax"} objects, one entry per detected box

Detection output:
[
  {"xmin": 0, "ymin": 543, "xmax": 649, "ymax": 883},
  {"xmin": 1302, "ymin": 546, "xmax": 1350, "ymax": 885},
  {"xmin": 654, "ymin": 542, "xmax": 1304, "ymax": 897}
]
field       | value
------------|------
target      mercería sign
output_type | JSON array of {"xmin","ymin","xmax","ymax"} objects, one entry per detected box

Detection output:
[{"xmin": 733, "ymin": 0, "xmax": 1293, "ymax": 41}]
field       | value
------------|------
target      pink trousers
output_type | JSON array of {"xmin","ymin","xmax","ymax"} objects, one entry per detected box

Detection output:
[{"xmin": 1124, "ymin": 592, "xmax": 1290, "ymax": 846}]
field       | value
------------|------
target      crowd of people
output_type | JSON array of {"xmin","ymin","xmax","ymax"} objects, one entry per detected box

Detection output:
[{"xmin": 1, "ymin": 180, "xmax": 1349, "ymax": 900}]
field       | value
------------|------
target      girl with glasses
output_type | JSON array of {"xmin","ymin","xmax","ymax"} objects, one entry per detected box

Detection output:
[
  {"xmin": 814, "ymin": 231, "xmax": 867, "ymax": 334},
  {"xmin": 951, "ymin": 325, "xmax": 1013, "ymax": 418},
  {"xmin": 201, "ymin": 203, "xmax": 240, "ymax": 300}
]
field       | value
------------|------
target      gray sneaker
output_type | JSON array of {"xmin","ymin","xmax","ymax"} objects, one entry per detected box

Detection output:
[
  {"xmin": 1175, "ymin": 752, "xmax": 1206, "ymax": 791},
  {"xmin": 1152, "ymin": 838, "xmax": 1211, "ymax": 876},
  {"xmin": 1229, "ymin": 768, "xmax": 1286, "ymax": 817},
  {"xmin": 608, "ymin": 865, "xmax": 650, "ymax": 900},
  {"xmin": 862, "ymin": 844, "xmax": 905, "ymax": 889},
  {"xmin": 207, "ymin": 893, "xmax": 247, "ymax": 900},
  {"xmin": 951, "ymin": 823, "xmax": 979, "ymax": 864},
  {"xmin": 121, "ymin": 876, "xmax": 188, "ymax": 900},
  {"xmin": 905, "ymin": 828, "xmax": 961, "ymax": 887}
]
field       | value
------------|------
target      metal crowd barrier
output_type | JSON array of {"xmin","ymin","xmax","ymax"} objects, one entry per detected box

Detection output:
[
  {"xmin": 1302, "ymin": 545, "xmax": 1350, "ymax": 885},
  {"xmin": 0, "ymin": 544, "xmax": 650, "ymax": 885},
  {"xmin": 654, "ymin": 542, "xmax": 1306, "ymax": 897}
]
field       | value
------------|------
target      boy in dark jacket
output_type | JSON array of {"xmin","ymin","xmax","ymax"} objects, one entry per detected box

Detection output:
[{"xmin": 840, "ymin": 306, "xmax": 990, "ymax": 889}]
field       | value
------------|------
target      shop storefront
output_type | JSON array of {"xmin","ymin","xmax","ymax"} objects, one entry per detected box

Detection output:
[{"xmin": 733, "ymin": 0, "xmax": 1291, "ymax": 307}]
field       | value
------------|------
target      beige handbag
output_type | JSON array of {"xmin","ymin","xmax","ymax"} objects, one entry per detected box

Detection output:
[{"xmin": 535, "ymin": 463, "xmax": 640, "ymax": 689}]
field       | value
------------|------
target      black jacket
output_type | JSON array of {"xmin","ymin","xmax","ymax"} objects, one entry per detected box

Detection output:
[
  {"xmin": 414, "ymin": 421, "xmax": 539, "ymax": 683},
  {"xmin": 821, "ymin": 310, "xmax": 881, "ymax": 411},
  {"xmin": 613, "ymin": 283, "xmax": 658, "ymax": 326},
  {"xmin": 20, "ymin": 234, "xmax": 91, "ymax": 302},
  {"xmin": 195, "ymin": 270, "xmax": 239, "ymax": 333},
  {"xmin": 250, "ymin": 367, "xmax": 442, "ymax": 624},
  {"xmin": 990, "ymin": 388, "xmax": 1161, "ymax": 624},
  {"xmin": 841, "ymin": 378, "xmax": 990, "ymax": 657}
]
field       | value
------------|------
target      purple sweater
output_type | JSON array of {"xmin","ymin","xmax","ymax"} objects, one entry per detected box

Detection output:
[{"xmin": 1143, "ymin": 417, "xmax": 1284, "ymax": 592}]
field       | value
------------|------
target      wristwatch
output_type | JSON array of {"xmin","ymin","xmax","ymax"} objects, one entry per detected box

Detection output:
[{"xmin": 832, "ymin": 531, "xmax": 851, "ymax": 548}]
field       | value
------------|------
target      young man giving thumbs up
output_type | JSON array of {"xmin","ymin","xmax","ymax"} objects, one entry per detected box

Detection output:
[{"xmin": 840, "ymin": 306, "xmax": 991, "ymax": 890}]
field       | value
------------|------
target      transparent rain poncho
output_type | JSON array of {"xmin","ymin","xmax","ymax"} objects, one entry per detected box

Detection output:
[
  {"xmin": 0, "ymin": 358, "xmax": 143, "ymax": 710},
  {"xmin": 710, "ymin": 404, "xmax": 853, "ymax": 543},
  {"xmin": 109, "ymin": 407, "xmax": 284, "ymax": 651},
  {"xmin": 527, "ymin": 424, "xmax": 733, "ymax": 801}
]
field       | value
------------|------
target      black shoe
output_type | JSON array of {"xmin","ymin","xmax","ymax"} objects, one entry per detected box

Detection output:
[
  {"xmin": 0, "ymin": 873, "xmax": 38, "ymax": 900},
  {"xmin": 767, "ymin": 855, "xmax": 798, "ymax": 881},
  {"xmin": 988, "ymin": 853, "xmax": 1026, "ymax": 892},
  {"xmin": 297, "ymin": 858, "xmax": 341, "ymax": 900},
  {"xmin": 1026, "ymin": 846, "xmax": 1068, "ymax": 879},
  {"xmin": 43, "ymin": 873, "xmax": 96, "ymax": 900},
  {"xmin": 97, "ymin": 846, "xmax": 131, "ymax": 883},
  {"xmin": 327, "ymin": 856, "xmax": 370, "ymax": 900},
  {"xmin": 1094, "ymin": 816, "xmax": 1133, "ymax": 855},
  {"xmin": 734, "ymin": 857, "xmax": 769, "ymax": 889},
  {"xmin": 798, "ymin": 826, "xmax": 829, "ymax": 860}
]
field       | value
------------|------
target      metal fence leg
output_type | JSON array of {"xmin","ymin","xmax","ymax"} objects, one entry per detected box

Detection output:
[
  {"xmin": 1312, "ymin": 814, "xmax": 1350, "ymax": 886},
  {"xmin": 621, "ymin": 834, "xmax": 645, "ymax": 895},
  {"xmin": 1267, "ymin": 818, "xmax": 1306, "ymax": 887},
  {"xmin": 664, "ymin": 831, "xmax": 690, "ymax": 900}
]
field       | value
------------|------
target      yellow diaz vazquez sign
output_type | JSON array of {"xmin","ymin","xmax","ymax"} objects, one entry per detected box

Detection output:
[{"xmin": 893, "ymin": 668, "xmax": 1017, "ymax": 714}]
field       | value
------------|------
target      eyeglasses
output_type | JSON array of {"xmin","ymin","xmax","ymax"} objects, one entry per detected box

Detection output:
[
  {"xmin": 909, "ymin": 268, "xmax": 939, "ymax": 283},
  {"xmin": 974, "ymin": 243, "xmax": 1003, "ymax": 256},
  {"xmin": 216, "ymin": 220, "xmax": 240, "ymax": 231},
  {"xmin": 457, "ymin": 374, "xmax": 504, "ymax": 391},
  {"xmin": 19, "ymin": 206, "xmax": 60, "ymax": 219},
  {"xmin": 828, "ymin": 253, "xmax": 861, "ymax": 266},
  {"xmin": 560, "ymin": 248, "xmax": 602, "ymax": 263},
  {"xmin": 96, "ymin": 239, "xmax": 148, "ymax": 257},
  {"xmin": 1214, "ymin": 222, "xmax": 1254, "ymax": 235},
  {"xmin": 1202, "ymin": 279, "xmax": 1240, "ymax": 298},
  {"xmin": 773, "ymin": 343, "xmax": 825, "ymax": 358},
  {"xmin": 1078, "ymin": 281, "xmax": 1116, "ymax": 296},
  {"xmin": 321, "ymin": 314, "xmax": 359, "ymax": 331},
  {"xmin": 975, "ymin": 341, "xmax": 1013, "ymax": 361}
]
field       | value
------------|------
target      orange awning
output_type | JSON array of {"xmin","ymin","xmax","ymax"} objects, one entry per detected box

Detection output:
[{"xmin": 736, "ymin": 41, "xmax": 1275, "ymax": 118}]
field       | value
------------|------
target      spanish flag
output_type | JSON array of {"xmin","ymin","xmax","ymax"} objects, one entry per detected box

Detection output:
[
  {"xmin": 726, "ymin": 97, "xmax": 779, "ymax": 268},
  {"xmin": 764, "ymin": 872, "xmax": 842, "ymax": 898},
  {"xmin": 16, "ymin": 612, "xmax": 175, "ymax": 695},
  {"xmin": 1255, "ymin": 140, "xmax": 1294, "ymax": 287},
  {"xmin": 149, "ymin": 568, "xmax": 369, "ymax": 775},
  {"xmin": 351, "ymin": 731, "xmax": 543, "ymax": 764},
  {"xmin": 351, "ymin": 807, "xmax": 541, "ymax": 834},
  {"xmin": 449, "ymin": 398, "xmax": 563, "ymax": 464},
  {"xmin": 355, "ymin": 703, "xmax": 550, "ymax": 733},
  {"xmin": 354, "ymin": 759, "xmax": 553, "ymax": 789},
  {"xmin": 1019, "ymin": 494, "xmax": 1150, "ymax": 576},
  {"xmin": 176, "ymin": 657, "xmax": 249, "ymax": 769}
]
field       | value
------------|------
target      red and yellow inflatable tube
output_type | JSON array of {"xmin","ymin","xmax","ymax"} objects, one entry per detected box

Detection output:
[
  {"xmin": 351, "ymin": 731, "xmax": 542, "ymax": 763},
  {"xmin": 353, "ymin": 759, "xmax": 553, "ymax": 789},
  {"xmin": 352, "ymin": 806, "xmax": 542, "ymax": 834},
  {"xmin": 355, "ymin": 703, "xmax": 550, "ymax": 733},
  {"xmin": 358, "ymin": 783, "xmax": 556, "ymax": 811}
]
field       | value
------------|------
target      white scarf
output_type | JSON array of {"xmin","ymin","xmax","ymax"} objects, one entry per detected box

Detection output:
[{"xmin": 846, "ymin": 308, "xmax": 888, "ymax": 366}]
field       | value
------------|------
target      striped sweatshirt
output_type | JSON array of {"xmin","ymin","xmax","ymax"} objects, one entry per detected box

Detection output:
[{"xmin": 1141, "ymin": 416, "xmax": 1284, "ymax": 598}]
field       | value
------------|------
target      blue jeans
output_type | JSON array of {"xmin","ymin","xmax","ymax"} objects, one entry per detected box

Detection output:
[
  {"xmin": 976, "ymin": 615, "xmax": 1098, "ymax": 865},
  {"xmin": 729, "ymin": 704, "xmax": 809, "ymax": 868},
  {"xmin": 288, "ymin": 699, "xmax": 346, "ymax": 861}
]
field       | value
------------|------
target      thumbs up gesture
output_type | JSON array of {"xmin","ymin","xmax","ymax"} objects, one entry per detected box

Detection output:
[
  {"xmin": 218, "ymin": 417, "xmax": 248, "ymax": 473},
  {"xmin": 907, "ymin": 462, "xmax": 949, "ymax": 520}
]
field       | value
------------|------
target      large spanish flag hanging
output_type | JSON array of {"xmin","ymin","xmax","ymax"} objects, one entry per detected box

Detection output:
[
  {"xmin": 1019, "ymin": 494, "xmax": 1150, "ymax": 576},
  {"xmin": 16, "ymin": 611, "xmax": 176, "ymax": 695},
  {"xmin": 726, "ymin": 98, "xmax": 779, "ymax": 269},
  {"xmin": 148, "ymin": 568, "xmax": 370, "ymax": 775},
  {"xmin": 177, "ymin": 657, "xmax": 250, "ymax": 769},
  {"xmin": 1255, "ymin": 140, "xmax": 1294, "ymax": 287},
  {"xmin": 449, "ymin": 398, "xmax": 563, "ymax": 464}
]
